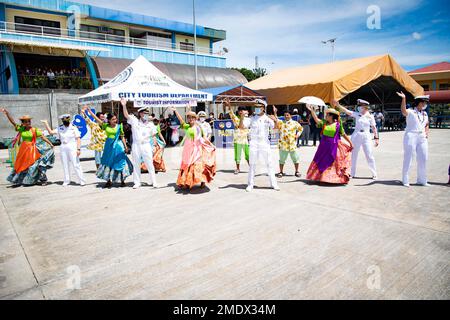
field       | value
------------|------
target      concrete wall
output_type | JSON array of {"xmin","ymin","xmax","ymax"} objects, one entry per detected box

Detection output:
[{"xmin": 0, "ymin": 93, "xmax": 80, "ymax": 139}]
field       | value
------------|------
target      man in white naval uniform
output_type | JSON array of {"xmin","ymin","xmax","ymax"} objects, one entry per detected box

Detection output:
[
  {"xmin": 121, "ymin": 98, "xmax": 158, "ymax": 189},
  {"xmin": 240, "ymin": 99, "xmax": 280, "ymax": 192},
  {"xmin": 397, "ymin": 92, "xmax": 430, "ymax": 187},
  {"xmin": 333, "ymin": 99, "xmax": 379, "ymax": 179},
  {"xmin": 197, "ymin": 111, "xmax": 212, "ymax": 141},
  {"xmin": 42, "ymin": 114, "xmax": 85, "ymax": 187}
]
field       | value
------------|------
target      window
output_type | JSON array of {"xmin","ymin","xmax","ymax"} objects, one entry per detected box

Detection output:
[
  {"xmin": 438, "ymin": 83, "xmax": 449, "ymax": 90},
  {"xmin": 180, "ymin": 42, "xmax": 194, "ymax": 52},
  {"xmin": 79, "ymin": 24, "xmax": 125, "ymax": 43},
  {"xmin": 15, "ymin": 16, "xmax": 61, "ymax": 36}
]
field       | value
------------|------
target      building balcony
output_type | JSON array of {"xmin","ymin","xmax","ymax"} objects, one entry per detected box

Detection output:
[{"xmin": 0, "ymin": 21, "xmax": 227, "ymax": 68}]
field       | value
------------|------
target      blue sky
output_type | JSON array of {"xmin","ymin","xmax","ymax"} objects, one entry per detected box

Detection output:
[{"xmin": 79, "ymin": 0, "xmax": 450, "ymax": 72}]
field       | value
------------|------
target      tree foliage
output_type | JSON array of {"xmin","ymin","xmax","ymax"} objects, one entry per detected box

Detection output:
[{"xmin": 231, "ymin": 67, "xmax": 268, "ymax": 82}]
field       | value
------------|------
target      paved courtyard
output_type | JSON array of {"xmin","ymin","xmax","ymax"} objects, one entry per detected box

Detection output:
[{"xmin": 0, "ymin": 129, "xmax": 449, "ymax": 300}]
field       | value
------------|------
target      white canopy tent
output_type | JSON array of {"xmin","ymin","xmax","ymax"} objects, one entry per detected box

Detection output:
[{"xmin": 78, "ymin": 55, "xmax": 213, "ymax": 108}]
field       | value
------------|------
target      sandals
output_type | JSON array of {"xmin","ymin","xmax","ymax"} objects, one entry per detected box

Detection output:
[
  {"xmin": 276, "ymin": 172, "xmax": 284, "ymax": 178},
  {"xmin": 234, "ymin": 169, "xmax": 240, "ymax": 175},
  {"xmin": 295, "ymin": 172, "xmax": 301, "ymax": 178}
]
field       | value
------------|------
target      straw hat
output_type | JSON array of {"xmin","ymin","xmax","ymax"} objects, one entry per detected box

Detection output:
[
  {"xmin": 19, "ymin": 115, "xmax": 32, "ymax": 121},
  {"xmin": 325, "ymin": 108, "xmax": 340, "ymax": 116},
  {"xmin": 186, "ymin": 111, "xmax": 197, "ymax": 118}
]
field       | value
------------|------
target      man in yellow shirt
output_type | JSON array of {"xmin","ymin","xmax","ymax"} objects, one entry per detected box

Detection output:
[
  {"xmin": 224, "ymin": 99, "xmax": 250, "ymax": 174},
  {"xmin": 270, "ymin": 106, "xmax": 303, "ymax": 178}
]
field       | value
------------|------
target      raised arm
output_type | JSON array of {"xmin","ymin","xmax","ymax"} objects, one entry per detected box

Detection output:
[
  {"xmin": 170, "ymin": 107, "xmax": 185, "ymax": 126},
  {"xmin": 332, "ymin": 99, "xmax": 352, "ymax": 117},
  {"xmin": 397, "ymin": 91, "xmax": 408, "ymax": 117},
  {"xmin": 120, "ymin": 98, "xmax": 130, "ymax": 120},
  {"xmin": 0, "ymin": 108, "xmax": 17, "ymax": 127},
  {"xmin": 40, "ymin": 120, "xmax": 57, "ymax": 135},
  {"xmin": 84, "ymin": 106, "xmax": 103, "ymax": 125},
  {"xmin": 306, "ymin": 105, "xmax": 321, "ymax": 125}
]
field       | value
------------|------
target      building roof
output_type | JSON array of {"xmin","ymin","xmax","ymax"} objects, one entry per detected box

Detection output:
[
  {"xmin": 246, "ymin": 54, "xmax": 424, "ymax": 105},
  {"xmin": 425, "ymin": 90, "xmax": 450, "ymax": 103},
  {"xmin": 1, "ymin": 0, "xmax": 226, "ymax": 41},
  {"xmin": 92, "ymin": 57, "xmax": 247, "ymax": 90},
  {"xmin": 203, "ymin": 85, "xmax": 266, "ymax": 103},
  {"xmin": 409, "ymin": 62, "xmax": 450, "ymax": 74}
]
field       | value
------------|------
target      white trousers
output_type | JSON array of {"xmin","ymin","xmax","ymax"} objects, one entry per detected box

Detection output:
[
  {"xmin": 132, "ymin": 142, "xmax": 156, "ymax": 186},
  {"xmin": 60, "ymin": 143, "xmax": 85, "ymax": 185},
  {"xmin": 351, "ymin": 132, "xmax": 377, "ymax": 177},
  {"xmin": 403, "ymin": 132, "xmax": 428, "ymax": 185},
  {"xmin": 248, "ymin": 143, "xmax": 278, "ymax": 188}
]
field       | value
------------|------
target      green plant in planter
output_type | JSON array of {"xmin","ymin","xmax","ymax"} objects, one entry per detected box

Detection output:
[
  {"xmin": 56, "ymin": 76, "xmax": 66, "ymax": 89},
  {"xmin": 33, "ymin": 76, "xmax": 47, "ymax": 88}
]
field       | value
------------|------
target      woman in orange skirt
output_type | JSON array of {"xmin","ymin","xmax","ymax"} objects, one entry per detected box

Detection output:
[
  {"xmin": 1, "ymin": 108, "xmax": 55, "ymax": 186},
  {"xmin": 170, "ymin": 107, "xmax": 216, "ymax": 191}
]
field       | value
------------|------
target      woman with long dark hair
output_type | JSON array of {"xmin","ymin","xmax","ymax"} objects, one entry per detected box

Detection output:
[{"xmin": 89, "ymin": 111, "xmax": 133, "ymax": 188}]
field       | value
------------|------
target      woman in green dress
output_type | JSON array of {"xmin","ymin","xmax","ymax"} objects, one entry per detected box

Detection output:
[
  {"xmin": 1, "ymin": 108, "xmax": 55, "ymax": 186},
  {"xmin": 89, "ymin": 112, "xmax": 133, "ymax": 188}
]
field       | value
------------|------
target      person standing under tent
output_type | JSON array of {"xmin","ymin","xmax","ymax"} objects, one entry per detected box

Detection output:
[
  {"xmin": 197, "ymin": 111, "xmax": 212, "ymax": 141},
  {"xmin": 171, "ymin": 108, "xmax": 216, "ymax": 191},
  {"xmin": 81, "ymin": 107, "xmax": 107, "ymax": 169},
  {"xmin": 397, "ymin": 92, "xmax": 430, "ymax": 187},
  {"xmin": 1, "ymin": 108, "xmax": 55, "ymax": 186},
  {"xmin": 224, "ymin": 99, "xmax": 250, "ymax": 175},
  {"xmin": 240, "ymin": 99, "xmax": 280, "ymax": 192},
  {"xmin": 120, "ymin": 98, "xmax": 158, "ymax": 189},
  {"xmin": 89, "ymin": 109, "xmax": 133, "ymax": 188},
  {"xmin": 300, "ymin": 111, "xmax": 310, "ymax": 147},
  {"xmin": 306, "ymin": 105, "xmax": 353, "ymax": 185},
  {"xmin": 375, "ymin": 110, "xmax": 384, "ymax": 132},
  {"xmin": 41, "ymin": 115, "xmax": 86, "ymax": 187},
  {"xmin": 269, "ymin": 106, "xmax": 303, "ymax": 178},
  {"xmin": 333, "ymin": 99, "xmax": 379, "ymax": 180}
]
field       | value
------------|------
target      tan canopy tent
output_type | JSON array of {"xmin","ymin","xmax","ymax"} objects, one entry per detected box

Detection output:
[{"xmin": 247, "ymin": 54, "xmax": 424, "ymax": 106}]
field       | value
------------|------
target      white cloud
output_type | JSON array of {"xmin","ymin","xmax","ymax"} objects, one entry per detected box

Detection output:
[
  {"xmin": 412, "ymin": 32, "xmax": 422, "ymax": 40},
  {"xmin": 76, "ymin": 0, "xmax": 448, "ymax": 70}
]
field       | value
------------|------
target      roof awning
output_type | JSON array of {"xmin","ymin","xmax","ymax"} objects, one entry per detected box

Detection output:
[
  {"xmin": 203, "ymin": 85, "xmax": 266, "ymax": 104},
  {"xmin": 92, "ymin": 56, "xmax": 247, "ymax": 89},
  {"xmin": 0, "ymin": 38, "xmax": 110, "ymax": 55},
  {"xmin": 425, "ymin": 90, "xmax": 450, "ymax": 103}
]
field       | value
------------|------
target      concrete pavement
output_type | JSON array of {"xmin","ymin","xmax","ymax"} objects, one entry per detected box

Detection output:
[{"xmin": 0, "ymin": 129, "xmax": 449, "ymax": 299}]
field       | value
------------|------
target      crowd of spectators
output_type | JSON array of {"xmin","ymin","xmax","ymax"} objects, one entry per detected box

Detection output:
[{"xmin": 18, "ymin": 66, "xmax": 86, "ymax": 78}]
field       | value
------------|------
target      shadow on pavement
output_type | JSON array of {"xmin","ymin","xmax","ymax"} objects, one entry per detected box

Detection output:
[{"xmin": 219, "ymin": 184, "xmax": 247, "ymax": 190}]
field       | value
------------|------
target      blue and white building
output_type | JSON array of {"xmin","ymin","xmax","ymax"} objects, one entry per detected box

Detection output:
[{"xmin": 0, "ymin": 0, "xmax": 245, "ymax": 94}]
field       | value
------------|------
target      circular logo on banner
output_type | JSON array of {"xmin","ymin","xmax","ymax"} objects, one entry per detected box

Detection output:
[
  {"xmin": 104, "ymin": 67, "xmax": 133, "ymax": 89},
  {"xmin": 134, "ymin": 100, "xmax": 143, "ymax": 108},
  {"xmin": 219, "ymin": 122, "xmax": 225, "ymax": 129},
  {"xmin": 226, "ymin": 121, "xmax": 232, "ymax": 129}
]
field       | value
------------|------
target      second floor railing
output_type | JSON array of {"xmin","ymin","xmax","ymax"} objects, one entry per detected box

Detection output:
[{"xmin": 0, "ymin": 21, "xmax": 217, "ymax": 56}]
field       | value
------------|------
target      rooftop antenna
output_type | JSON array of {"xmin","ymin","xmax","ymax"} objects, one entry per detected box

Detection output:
[{"xmin": 322, "ymin": 38, "xmax": 337, "ymax": 62}]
